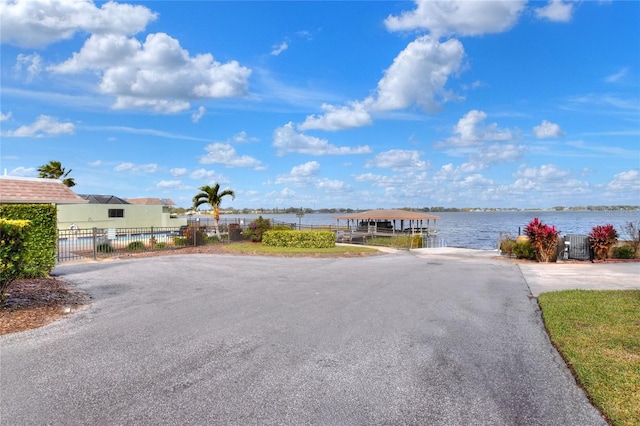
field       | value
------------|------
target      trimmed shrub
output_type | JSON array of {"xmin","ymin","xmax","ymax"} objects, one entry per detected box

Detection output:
[
  {"xmin": 155, "ymin": 242, "xmax": 168, "ymax": 249},
  {"xmin": 262, "ymin": 230, "xmax": 335, "ymax": 248},
  {"xmin": 524, "ymin": 218, "xmax": 560, "ymax": 262},
  {"xmin": 0, "ymin": 204, "xmax": 57, "ymax": 277},
  {"xmin": 173, "ymin": 237, "xmax": 188, "ymax": 246},
  {"xmin": 612, "ymin": 245, "xmax": 635, "ymax": 260},
  {"xmin": 127, "ymin": 241, "xmax": 145, "ymax": 251},
  {"xmin": 96, "ymin": 242, "xmax": 114, "ymax": 253},
  {"xmin": 0, "ymin": 219, "xmax": 30, "ymax": 302},
  {"xmin": 499, "ymin": 237, "xmax": 516, "ymax": 256},
  {"xmin": 205, "ymin": 235, "xmax": 220, "ymax": 244},
  {"xmin": 589, "ymin": 224, "xmax": 618, "ymax": 260},
  {"xmin": 513, "ymin": 240, "xmax": 536, "ymax": 260}
]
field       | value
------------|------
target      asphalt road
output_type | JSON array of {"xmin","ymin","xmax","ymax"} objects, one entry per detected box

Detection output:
[{"xmin": 0, "ymin": 252, "xmax": 606, "ymax": 425}]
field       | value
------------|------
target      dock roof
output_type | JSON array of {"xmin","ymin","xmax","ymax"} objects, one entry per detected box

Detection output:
[{"xmin": 334, "ymin": 209, "xmax": 440, "ymax": 221}]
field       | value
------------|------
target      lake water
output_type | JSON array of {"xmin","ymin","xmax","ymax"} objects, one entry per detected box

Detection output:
[{"xmin": 190, "ymin": 210, "xmax": 640, "ymax": 250}]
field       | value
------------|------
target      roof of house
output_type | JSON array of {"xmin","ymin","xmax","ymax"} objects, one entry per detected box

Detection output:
[
  {"xmin": 0, "ymin": 176, "xmax": 88, "ymax": 205},
  {"xmin": 125, "ymin": 198, "xmax": 176, "ymax": 206},
  {"xmin": 78, "ymin": 194, "xmax": 130, "ymax": 204},
  {"xmin": 333, "ymin": 209, "xmax": 440, "ymax": 221}
]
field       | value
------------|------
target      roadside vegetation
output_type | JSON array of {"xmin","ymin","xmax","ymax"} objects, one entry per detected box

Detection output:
[
  {"xmin": 223, "ymin": 242, "xmax": 378, "ymax": 255},
  {"xmin": 538, "ymin": 290, "xmax": 640, "ymax": 426}
]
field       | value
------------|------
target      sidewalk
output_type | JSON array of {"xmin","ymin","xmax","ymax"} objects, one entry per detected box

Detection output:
[
  {"xmin": 518, "ymin": 261, "xmax": 639, "ymax": 296},
  {"xmin": 413, "ymin": 247, "xmax": 640, "ymax": 296}
]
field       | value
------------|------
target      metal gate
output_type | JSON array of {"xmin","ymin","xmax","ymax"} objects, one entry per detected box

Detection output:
[{"xmin": 562, "ymin": 234, "xmax": 591, "ymax": 261}]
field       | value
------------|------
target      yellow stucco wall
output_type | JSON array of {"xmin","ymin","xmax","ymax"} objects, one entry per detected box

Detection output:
[{"xmin": 57, "ymin": 204, "xmax": 187, "ymax": 229}]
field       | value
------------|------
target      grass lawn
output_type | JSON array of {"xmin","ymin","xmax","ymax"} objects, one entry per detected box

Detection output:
[
  {"xmin": 224, "ymin": 242, "xmax": 379, "ymax": 255},
  {"xmin": 537, "ymin": 290, "xmax": 640, "ymax": 426}
]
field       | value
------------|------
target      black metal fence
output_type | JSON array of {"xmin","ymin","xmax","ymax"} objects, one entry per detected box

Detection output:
[
  {"xmin": 57, "ymin": 226, "xmax": 224, "ymax": 262},
  {"xmin": 57, "ymin": 222, "xmax": 445, "ymax": 262}
]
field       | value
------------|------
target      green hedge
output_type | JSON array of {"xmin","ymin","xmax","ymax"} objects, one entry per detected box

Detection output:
[
  {"xmin": 0, "ymin": 219, "xmax": 31, "ymax": 301},
  {"xmin": 262, "ymin": 230, "xmax": 335, "ymax": 248},
  {"xmin": 0, "ymin": 204, "xmax": 57, "ymax": 277}
]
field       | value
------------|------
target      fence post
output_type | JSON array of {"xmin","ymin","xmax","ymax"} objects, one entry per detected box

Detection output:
[
  {"xmin": 151, "ymin": 226, "xmax": 155, "ymax": 250},
  {"xmin": 92, "ymin": 227, "xmax": 97, "ymax": 260}
]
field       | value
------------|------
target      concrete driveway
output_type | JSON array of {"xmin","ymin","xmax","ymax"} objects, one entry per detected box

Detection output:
[{"xmin": 1, "ymin": 252, "xmax": 606, "ymax": 425}]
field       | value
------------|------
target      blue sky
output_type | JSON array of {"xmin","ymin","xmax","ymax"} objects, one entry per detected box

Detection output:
[{"xmin": 1, "ymin": 0, "xmax": 638, "ymax": 210}]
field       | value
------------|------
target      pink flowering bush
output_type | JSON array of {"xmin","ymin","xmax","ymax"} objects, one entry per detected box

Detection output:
[
  {"xmin": 589, "ymin": 224, "xmax": 618, "ymax": 260},
  {"xmin": 524, "ymin": 218, "xmax": 560, "ymax": 262}
]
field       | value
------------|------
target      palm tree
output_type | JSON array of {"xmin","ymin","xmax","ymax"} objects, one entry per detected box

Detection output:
[
  {"xmin": 192, "ymin": 183, "xmax": 235, "ymax": 236},
  {"xmin": 37, "ymin": 160, "xmax": 76, "ymax": 187}
]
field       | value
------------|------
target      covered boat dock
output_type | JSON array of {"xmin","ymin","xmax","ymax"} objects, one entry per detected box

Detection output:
[{"xmin": 334, "ymin": 209, "xmax": 440, "ymax": 240}]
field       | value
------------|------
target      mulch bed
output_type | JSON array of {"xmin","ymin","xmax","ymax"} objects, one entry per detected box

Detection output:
[{"xmin": 1, "ymin": 278, "xmax": 90, "ymax": 335}]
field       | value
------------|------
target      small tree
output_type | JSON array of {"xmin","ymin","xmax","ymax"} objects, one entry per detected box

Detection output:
[
  {"xmin": 243, "ymin": 216, "xmax": 271, "ymax": 242},
  {"xmin": 621, "ymin": 220, "xmax": 640, "ymax": 258},
  {"xmin": 524, "ymin": 218, "xmax": 560, "ymax": 262},
  {"xmin": 589, "ymin": 224, "xmax": 618, "ymax": 260},
  {"xmin": 192, "ymin": 183, "xmax": 235, "ymax": 238}
]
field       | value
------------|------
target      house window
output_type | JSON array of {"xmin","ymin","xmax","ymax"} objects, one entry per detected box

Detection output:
[{"xmin": 108, "ymin": 209, "xmax": 124, "ymax": 218}]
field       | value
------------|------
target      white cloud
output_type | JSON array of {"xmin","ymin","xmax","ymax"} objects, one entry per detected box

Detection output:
[
  {"xmin": 366, "ymin": 149, "xmax": 429, "ymax": 172},
  {"xmin": 272, "ymin": 122, "xmax": 371, "ymax": 155},
  {"xmin": 271, "ymin": 41, "xmax": 288, "ymax": 56},
  {"xmin": 2, "ymin": 115, "xmax": 75, "ymax": 137},
  {"xmin": 385, "ymin": 0, "xmax": 526, "ymax": 37},
  {"xmin": 275, "ymin": 161, "xmax": 320, "ymax": 186},
  {"xmin": 605, "ymin": 67, "xmax": 629, "ymax": 84},
  {"xmin": 170, "ymin": 168, "xmax": 188, "ymax": 177},
  {"xmin": 189, "ymin": 168, "xmax": 226, "ymax": 181},
  {"xmin": 200, "ymin": 142, "xmax": 264, "ymax": 169},
  {"xmin": 607, "ymin": 169, "xmax": 640, "ymax": 193},
  {"xmin": 15, "ymin": 53, "xmax": 42, "ymax": 80},
  {"xmin": 514, "ymin": 164, "xmax": 570, "ymax": 180},
  {"xmin": 435, "ymin": 110, "xmax": 512, "ymax": 148},
  {"xmin": 114, "ymin": 162, "xmax": 158, "ymax": 173},
  {"xmin": 0, "ymin": 111, "xmax": 12, "ymax": 121},
  {"xmin": 156, "ymin": 180, "xmax": 184, "ymax": 189},
  {"xmin": 231, "ymin": 131, "xmax": 258, "ymax": 143},
  {"xmin": 191, "ymin": 106, "xmax": 206, "ymax": 123},
  {"xmin": 291, "ymin": 161, "xmax": 321, "ymax": 177},
  {"xmin": 534, "ymin": 0, "xmax": 574, "ymax": 23},
  {"xmin": 299, "ymin": 102, "xmax": 372, "ymax": 131},
  {"xmin": 477, "ymin": 143, "xmax": 526, "ymax": 164},
  {"xmin": 0, "ymin": 0, "xmax": 157, "ymax": 48},
  {"xmin": 455, "ymin": 173, "xmax": 494, "ymax": 189},
  {"xmin": 88, "ymin": 160, "xmax": 102, "ymax": 167},
  {"xmin": 49, "ymin": 32, "xmax": 252, "ymax": 113},
  {"xmin": 316, "ymin": 178, "xmax": 350, "ymax": 192},
  {"xmin": 533, "ymin": 120, "xmax": 565, "ymax": 139},
  {"xmin": 7, "ymin": 166, "xmax": 36, "ymax": 177},
  {"xmin": 366, "ymin": 36, "xmax": 465, "ymax": 113}
]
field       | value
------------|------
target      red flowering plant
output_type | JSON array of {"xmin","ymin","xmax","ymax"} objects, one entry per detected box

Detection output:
[
  {"xmin": 589, "ymin": 224, "xmax": 618, "ymax": 260},
  {"xmin": 524, "ymin": 218, "xmax": 560, "ymax": 262}
]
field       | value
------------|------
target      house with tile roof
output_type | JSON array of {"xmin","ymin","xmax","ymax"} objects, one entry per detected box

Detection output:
[
  {"xmin": 0, "ymin": 176, "xmax": 87, "ymax": 205},
  {"xmin": 56, "ymin": 194, "xmax": 187, "ymax": 229},
  {"xmin": 0, "ymin": 176, "xmax": 186, "ymax": 229}
]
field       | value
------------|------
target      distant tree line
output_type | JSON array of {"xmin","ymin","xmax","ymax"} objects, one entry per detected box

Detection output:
[{"xmin": 170, "ymin": 205, "xmax": 639, "ymax": 215}]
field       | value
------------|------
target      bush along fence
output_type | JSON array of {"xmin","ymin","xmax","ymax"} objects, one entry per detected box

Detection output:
[
  {"xmin": 57, "ymin": 225, "xmax": 227, "ymax": 262},
  {"xmin": 498, "ymin": 219, "xmax": 639, "ymax": 262}
]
